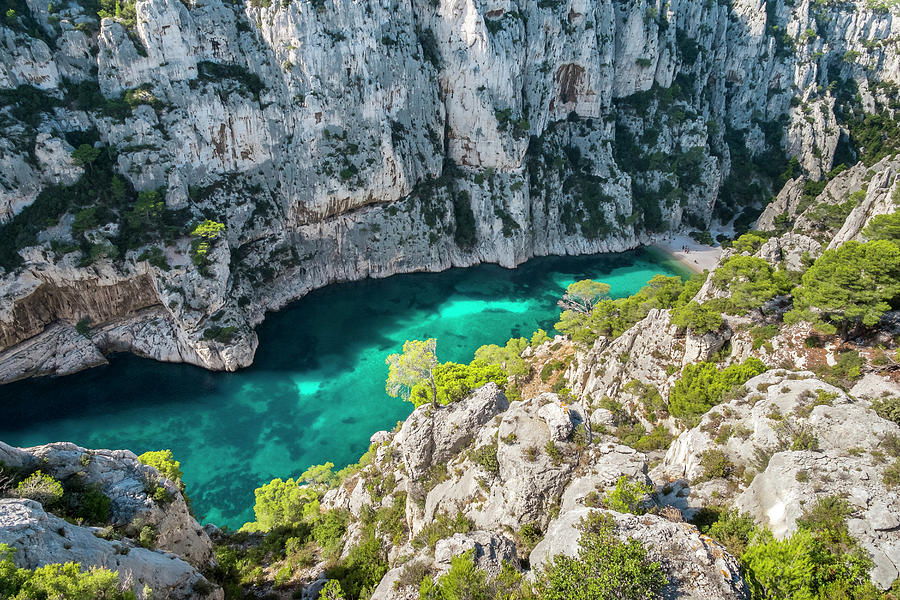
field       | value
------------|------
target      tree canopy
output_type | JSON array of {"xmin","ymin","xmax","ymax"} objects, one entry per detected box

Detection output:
[
  {"xmin": 556, "ymin": 275, "xmax": 696, "ymax": 345},
  {"xmin": 711, "ymin": 255, "xmax": 791, "ymax": 313},
  {"xmin": 863, "ymin": 212, "xmax": 900, "ymax": 244},
  {"xmin": 558, "ymin": 280, "xmax": 611, "ymax": 314},
  {"xmin": 786, "ymin": 240, "xmax": 900, "ymax": 337},
  {"xmin": 386, "ymin": 339, "xmax": 438, "ymax": 405},
  {"xmin": 409, "ymin": 360, "xmax": 506, "ymax": 407},
  {"xmin": 474, "ymin": 336, "xmax": 529, "ymax": 381},
  {"xmin": 243, "ymin": 477, "xmax": 318, "ymax": 532},
  {"xmin": 537, "ymin": 512, "xmax": 667, "ymax": 600},
  {"xmin": 70, "ymin": 144, "xmax": 101, "ymax": 169},
  {"xmin": 668, "ymin": 358, "xmax": 768, "ymax": 426},
  {"xmin": 0, "ymin": 544, "xmax": 133, "ymax": 600},
  {"xmin": 670, "ymin": 301, "xmax": 723, "ymax": 334}
]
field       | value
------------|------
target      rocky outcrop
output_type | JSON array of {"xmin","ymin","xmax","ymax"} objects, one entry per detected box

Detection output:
[
  {"xmin": 393, "ymin": 382, "xmax": 509, "ymax": 485},
  {"xmin": 529, "ymin": 508, "xmax": 749, "ymax": 599},
  {"xmin": 757, "ymin": 156, "xmax": 900, "ymax": 244},
  {"xmin": 652, "ymin": 370, "xmax": 900, "ymax": 588},
  {"xmin": 736, "ymin": 450, "xmax": 900, "ymax": 588},
  {"xmin": 0, "ymin": 499, "xmax": 220, "ymax": 599},
  {"xmin": 0, "ymin": 440, "xmax": 214, "ymax": 566}
]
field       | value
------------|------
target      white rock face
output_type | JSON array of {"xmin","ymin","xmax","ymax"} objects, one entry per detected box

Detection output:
[
  {"xmin": 653, "ymin": 370, "xmax": 900, "ymax": 589},
  {"xmin": 0, "ymin": 440, "xmax": 214, "ymax": 566},
  {"xmin": 529, "ymin": 508, "xmax": 749, "ymax": 599},
  {"xmin": 0, "ymin": 499, "xmax": 220, "ymax": 599},
  {"xmin": 393, "ymin": 382, "xmax": 509, "ymax": 484},
  {"xmin": 735, "ymin": 450, "xmax": 900, "ymax": 589},
  {"xmin": 1, "ymin": 0, "xmax": 898, "ymax": 380}
]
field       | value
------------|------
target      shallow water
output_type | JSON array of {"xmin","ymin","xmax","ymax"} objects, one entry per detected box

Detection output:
[{"xmin": 0, "ymin": 249, "xmax": 688, "ymax": 528}]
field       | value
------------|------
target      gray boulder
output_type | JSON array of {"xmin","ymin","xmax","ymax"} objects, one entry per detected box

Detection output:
[
  {"xmin": 530, "ymin": 508, "xmax": 748, "ymax": 600},
  {"xmin": 0, "ymin": 441, "xmax": 213, "ymax": 566},
  {"xmin": 393, "ymin": 383, "xmax": 508, "ymax": 486},
  {"xmin": 735, "ymin": 451, "xmax": 900, "ymax": 589},
  {"xmin": 0, "ymin": 499, "xmax": 220, "ymax": 599}
]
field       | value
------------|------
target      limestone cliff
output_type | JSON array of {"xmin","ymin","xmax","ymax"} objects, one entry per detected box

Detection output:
[{"xmin": 0, "ymin": 0, "xmax": 898, "ymax": 381}]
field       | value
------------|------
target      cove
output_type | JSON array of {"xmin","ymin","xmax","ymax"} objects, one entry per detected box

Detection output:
[{"xmin": 0, "ymin": 249, "xmax": 690, "ymax": 528}]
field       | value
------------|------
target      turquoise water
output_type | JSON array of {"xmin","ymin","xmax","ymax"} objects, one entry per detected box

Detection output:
[{"xmin": 0, "ymin": 249, "xmax": 687, "ymax": 528}]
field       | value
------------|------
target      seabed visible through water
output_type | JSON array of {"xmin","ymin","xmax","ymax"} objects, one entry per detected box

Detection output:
[{"xmin": 0, "ymin": 249, "xmax": 691, "ymax": 527}]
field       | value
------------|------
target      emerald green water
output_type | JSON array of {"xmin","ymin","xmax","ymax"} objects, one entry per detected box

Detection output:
[{"xmin": 0, "ymin": 249, "xmax": 687, "ymax": 528}]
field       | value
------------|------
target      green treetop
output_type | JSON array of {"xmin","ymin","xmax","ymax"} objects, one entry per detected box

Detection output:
[
  {"xmin": 191, "ymin": 219, "xmax": 225, "ymax": 240},
  {"xmin": 137, "ymin": 449, "xmax": 184, "ymax": 490},
  {"xmin": 711, "ymin": 255, "xmax": 791, "ymax": 314},
  {"xmin": 558, "ymin": 280, "xmax": 611, "ymax": 314},
  {"xmin": 786, "ymin": 239, "xmax": 900, "ymax": 338},
  {"xmin": 863, "ymin": 212, "xmax": 900, "ymax": 244},
  {"xmin": 670, "ymin": 301, "xmax": 723, "ymax": 334},
  {"xmin": 386, "ymin": 339, "xmax": 439, "ymax": 406},
  {"xmin": 126, "ymin": 190, "xmax": 164, "ymax": 228},
  {"xmin": 70, "ymin": 144, "xmax": 101, "ymax": 170},
  {"xmin": 474, "ymin": 336, "xmax": 529, "ymax": 382}
]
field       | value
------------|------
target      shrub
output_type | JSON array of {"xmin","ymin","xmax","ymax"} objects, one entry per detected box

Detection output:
[
  {"xmin": 669, "ymin": 358, "xmax": 768, "ymax": 426},
  {"xmin": 518, "ymin": 522, "xmax": 543, "ymax": 553},
  {"xmin": 419, "ymin": 550, "xmax": 491, "ymax": 600},
  {"xmin": 138, "ymin": 524, "xmax": 157, "ymax": 548},
  {"xmin": 469, "ymin": 444, "xmax": 500, "ymax": 476},
  {"xmin": 741, "ymin": 528, "xmax": 878, "ymax": 599},
  {"xmin": 325, "ymin": 530, "xmax": 388, "ymax": 599},
  {"xmin": 796, "ymin": 496, "xmax": 854, "ymax": 554},
  {"xmin": 749, "ymin": 324, "xmax": 779, "ymax": 350},
  {"xmin": 75, "ymin": 318, "xmax": 91, "ymax": 337},
  {"xmin": 318, "ymin": 579, "xmax": 345, "ymax": 599},
  {"xmin": 670, "ymin": 301, "xmax": 722, "ymax": 334},
  {"xmin": 412, "ymin": 512, "xmax": 474, "ymax": 551},
  {"xmin": 544, "ymin": 441, "xmax": 563, "ymax": 465},
  {"xmin": 15, "ymin": 471, "xmax": 64, "ymax": 507},
  {"xmin": 409, "ymin": 361, "xmax": 506, "ymax": 407},
  {"xmin": 312, "ymin": 510, "xmax": 349, "ymax": 558},
  {"xmin": 0, "ymin": 544, "xmax": 132, "ymax": 600},
  {"xmin": 137, "ymin": 449, "xmax": 184, "ymax": 489},
  {"xmin": 705, "ymin": 510, "xmax": 756, "ymax": 557},
  {"xmin": 602, "ymin": 476, "xmax": 652, "ymax": 515},
  {"xmin": 885, "ymin": 459, "xmax": 900, "ymax": 489},
  {"xmin": 731, "ymin": 233, "xmax": 767, "ymax": 254},
  {"xmin": 243, "ymin": 478, "xmax": 318, "ymax": 532},
  {"xmin": 536, "ymin": 512, "xmax": 667, "ymax": 599},
  {"xmin": 873, "ymin": 396, "xmax": 900, "ymax": 426},
  {"xmin": 696, "ymin": 449, "xmax": 734, "ymax": 482},
  {"xmin": 711, "ymin": 256, "xmax": 791, "ymax": 313}
]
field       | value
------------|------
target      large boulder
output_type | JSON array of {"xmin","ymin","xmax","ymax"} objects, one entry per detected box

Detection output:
[
  {"xmin": 0, "ymin": 441, "xmax": 213, "ymax": 566},
  {"xmin": 735, "ymin": 451, "xmax": 900, "ymax": 589},
  {"xmin": 657, "ymin": 371, "xmax": 897, "ymax": 484},
  {"xmin": 0, "ymin": 499, "xmax": 220, "ymax": 599},
  {"xmin": 434, "ymin": 531, "xmax": 519, "ymax": 575},
  {"xmin": 529, "ymin": 508, "xmax": 748, "ymax": 600},
  {"xmin": 393, "ymin": 383, "xmax": 509, "ymax": 486}
]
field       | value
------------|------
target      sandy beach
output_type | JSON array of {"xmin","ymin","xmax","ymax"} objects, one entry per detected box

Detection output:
[{"xmin": 654, "ymin": 233, "xmax": 722, "ymax": 273}]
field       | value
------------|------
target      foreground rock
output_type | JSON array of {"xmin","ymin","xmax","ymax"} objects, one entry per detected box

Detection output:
[
  {"xmin": 0, "ymin": 440, "xmax": 214, "ymax": 566},
  {"xmin": 0, "ymin": 499, "xmax": 220, "ymax": 599},
  {"xmin": 654, "ymin": 370, "xmax": 900, "ymax": 588},
  {"xmin": 530, "ymin": 508, "xmax": 749, "ymax": 600}
]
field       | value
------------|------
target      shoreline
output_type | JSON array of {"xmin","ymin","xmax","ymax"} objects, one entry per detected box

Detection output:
[{"xmin": 651, "ymin": 234, "xmax": 722, "ymax": 274}]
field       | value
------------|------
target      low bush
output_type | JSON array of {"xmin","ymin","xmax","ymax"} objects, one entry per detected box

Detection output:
[
  {"xmin": 602, "ymin": 476, "xmax": 652, "ymax": 515},
  {"xmin": 669, "ymin": 358, "xmax": 768, "ymax": 426}
]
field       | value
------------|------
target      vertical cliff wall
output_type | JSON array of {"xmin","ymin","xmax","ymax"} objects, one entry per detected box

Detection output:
[{"xmin": 0, "ymin": 0, "xmax": 897, "ymax": 380}]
